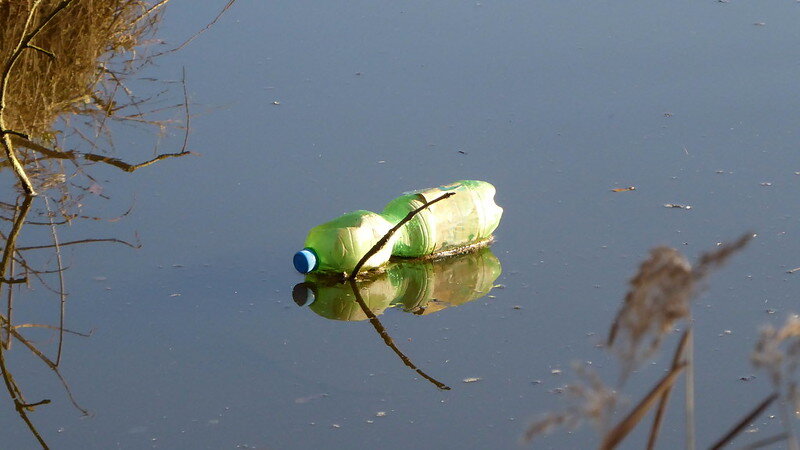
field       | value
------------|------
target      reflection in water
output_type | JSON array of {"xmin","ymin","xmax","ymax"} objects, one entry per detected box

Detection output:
[
  {"xmin": 0, "ymin": 1, "xmax": 198, "ymax": 448},
  {"xmin": 0, "ymin": 194, "xmax": 97, "ymax": 449},
  {"xmin": 294, "ymin": 248, "xmax": 501, "ymax": 390},
  {"xmin": 294, "ymin": 247, "xmax": 502, "ymax": 321},
  {"xmin": 0, "ymin": 1, "xmax": 188, "ymax": 197}
]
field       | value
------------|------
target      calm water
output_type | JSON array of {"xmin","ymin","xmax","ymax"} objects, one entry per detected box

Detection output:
[{"xmin": 2, "ymin": 1, "xmax": 800, "ymax": 448}]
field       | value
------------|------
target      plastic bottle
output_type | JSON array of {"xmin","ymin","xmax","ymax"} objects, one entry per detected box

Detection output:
[
  {"xmin": 293, "ymin": 180, "xmax": 503, "ymax": 274},
  {"xmin": 292, "ymin": 247, "xmax": 502, "ymax": 321}
]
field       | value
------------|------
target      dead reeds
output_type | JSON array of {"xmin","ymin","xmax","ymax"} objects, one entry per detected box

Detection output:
[
  {"xmin": 0, "ymin": 0, "xmax": 163, "ymax": 138},
  {"xmin": 0, "ymin": 0, "xmax": 195, "ymax": 198},
  {"xmin": 525, "ymin": 233, "xmax": 757, "ymax": 449}
]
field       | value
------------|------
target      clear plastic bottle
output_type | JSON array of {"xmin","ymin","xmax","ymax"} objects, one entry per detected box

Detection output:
[
  {"xmin": 293, "ymin": 180, "xmax": 503, "ymax": 274},
  {"xmin": 382, "ymin": 180, "xmax": 503, "ymax": 257},
  {"xmin": 294, "ymin": 210, "xmax": 396, "ymax": 274}
]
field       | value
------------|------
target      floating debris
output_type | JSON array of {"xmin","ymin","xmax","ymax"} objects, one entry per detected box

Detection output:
[
  {"xmin": 663, "ymin": 203, "xmax": 692, "ymax": 210},
  {"xmin": 611, "ymin": 186, "xmax": 636, "ymax": 192},
  {"xmin": 551, "ymin": 369, "xmax": 562, "ymax": 375},
  {"xmin": 463, "ymin": 377, "xmax": 482, "ymax": 383},
  {"xmin": 375, "ymin": 411, "xmax": 387, "ymax": 417},
  {"xmin": 787, "ymin": 267, "xmax": 800, "ymax": 274},
  {"xmin": 294, "ymin": 393, "xmax": 329, "ymax": 404},
  {"xmin": 760, "ymin": 182, "xmax": 773, "ymax": 187}
]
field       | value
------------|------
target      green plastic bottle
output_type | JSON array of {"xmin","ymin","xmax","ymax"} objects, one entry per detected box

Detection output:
[
  {"xmin": 293, "ymin": 180, "xmax": 503, "ymax": 274},
  {"xmin": 382, "ymin": 180, "xmax": 503, "ymax": 257}
]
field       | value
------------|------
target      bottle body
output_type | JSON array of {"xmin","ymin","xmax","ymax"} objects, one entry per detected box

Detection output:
[
  {"xmin": 382, "ymin": 180, "xmax": 503, "ymax": 257},
  {"xmin": 294, "ymin": 180, "xmax": 503, "ymax": 274},
  {"xmin": 301, "ymin": 210, "xmax": 396, "ymax": 274}
]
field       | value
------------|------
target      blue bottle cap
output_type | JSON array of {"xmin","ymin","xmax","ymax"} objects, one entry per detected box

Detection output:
[{"xmin": 293, "ymin": 248, "xmax": 318, "ymax": 274}]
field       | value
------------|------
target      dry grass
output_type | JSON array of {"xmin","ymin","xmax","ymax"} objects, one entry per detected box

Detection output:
[
  {"xmin": 752, "ymin": 314, "xmax": 800, "ymax": 388},
  {"xmin": 0, "ymin": 0, "xmax": 193, "ymax": 215},
  {"xmin": 0, "ymin": 0, "xmax": 163, "ymax": 138},
  {"xmin": 524, "ymin": 363, "xmax": 619, "ymax": 443}
]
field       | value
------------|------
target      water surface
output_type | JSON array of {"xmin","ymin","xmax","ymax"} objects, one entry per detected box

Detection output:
[{"xmin": 2, "ymin": 1, "xmax": 800, "ymax": 448}]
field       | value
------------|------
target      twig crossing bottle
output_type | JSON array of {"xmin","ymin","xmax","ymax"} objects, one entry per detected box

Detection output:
[{"xmin": 293, "ymin": 180, "xmax": 503, "ymax": 274}]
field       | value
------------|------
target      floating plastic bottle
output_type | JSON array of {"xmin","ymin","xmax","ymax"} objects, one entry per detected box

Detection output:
[
  {"xmin": 292, "ymin": 247, "xmax": 502, "ymax": 321},
  {"xmin": 293, "ymin": 180, "xmax": 503, "ymax": 274}
]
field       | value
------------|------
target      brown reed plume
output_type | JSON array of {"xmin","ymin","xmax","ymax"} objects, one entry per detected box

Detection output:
[
  {"xmin": 608, "ymin": 233, "xmax": 753, "ymax": 377},
  {"xmin": 525, "ymin": 233, "xmax": 753, "ymax": 448}
]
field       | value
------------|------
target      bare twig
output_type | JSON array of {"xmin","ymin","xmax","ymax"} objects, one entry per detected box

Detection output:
[
  {"xmin": 152, "ymin": 0, "xmax": 237, "ymax": 56},
  {"xmin": 18, "ymin": 237, "xmax": 140, "ymax": 251},
  {"xmin": 349, "ymin": 278, "xmax": 450, "ymax": 390},
  {"xmin": 0, "ymin": 316, "xmax": 88, "ymax": 415},
  {"xmin": 180, "ymin": 66, "xmax": 190, "ymax": 153},
  {"xmin": 131, "ymin": 0, "xmax": 173, "ymax": 26},
  {"xmin": 9, "ymin": 134, "xmax": 190, "ymax": 172},
  {"xmin": 685, "ymin": 328, "xmax": 696, "ymax": 450},
  {"xmin": 0, "ymin": 0, "xmax": 76, "ymax": 195},
  {"xmin": 0, "ymin": 196, "xmax": 32, "ymax": 291},
  {"xmin": 599, "ymin": 363, "xmax": 686, "ymax": 450},
  {"xmin": 647, "ymin": 328, "xmax": 691, "ymax": 450},
  {"xmin": 347, "ymin": 192, "xmax": 455, "ymax": 279},
  {"xmin": 0, "ymin": 345, "xmax": 49, "ymax": 449},
  {"xmin": 43, "ymin": 196, "xmax": 66, "ymax": 365},
  {"xmin": 709, "ymin": 393, "xmax": 778, "ymax": 449},
  {"xmin": 740, "ymin": 433, "xmax": 789, "ymax": 450}
]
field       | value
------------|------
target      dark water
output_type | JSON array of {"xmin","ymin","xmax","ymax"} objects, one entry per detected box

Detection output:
[{"xmin": 3, "ymin": 1, "xmax": 800, "ymax": 448}]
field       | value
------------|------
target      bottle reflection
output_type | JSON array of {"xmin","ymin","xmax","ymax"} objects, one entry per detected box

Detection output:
[{"xmin": 293, "ymin": 247, "xmax": 502, "ymax": 321}]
